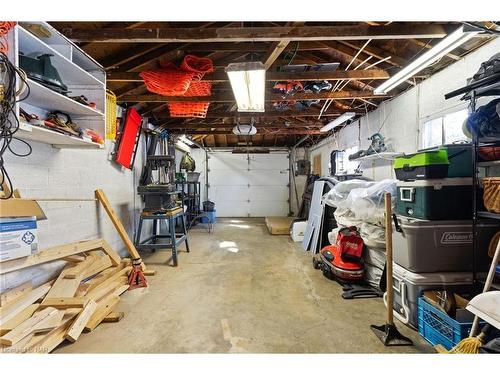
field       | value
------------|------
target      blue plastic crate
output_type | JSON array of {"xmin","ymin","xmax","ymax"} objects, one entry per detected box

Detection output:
[
  {"xmin": 417, "ymin": 297, "xmax": 480, "ymax": 350},
  {"xmin": 201, "ymin": 210, "xmax": 216, "ymax": 224}
]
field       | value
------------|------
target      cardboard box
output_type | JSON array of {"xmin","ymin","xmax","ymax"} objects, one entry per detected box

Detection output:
[
  {"xmin": 265, "ymin": 217, "xmax": 294, "ymax": 235},
  {"xmin": 0, "ymin": 216, "xmax": 39, "ymax": 262},
  {"xmin": 0, "ymin": 198, "xmax": 46, "ymax": 220}
]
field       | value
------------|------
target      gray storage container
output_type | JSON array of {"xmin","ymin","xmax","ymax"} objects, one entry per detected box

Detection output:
[
  {"xmin": 387, "ymin": 263, "xmax": 474, "ymax": 328},
  {"xmin": 392, "ymin": 216, "xmax": 498, "ymax": 273}
]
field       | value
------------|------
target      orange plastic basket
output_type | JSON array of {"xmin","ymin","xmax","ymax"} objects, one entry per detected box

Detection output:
[
  {"xmin": 183, "ymin": 81, "xmax": 212, "ymax": 97},
  {"xmin": 168, "ymin": 102, "xmax": 210, "ymax": 118},
  {"xmin": 180, "ymin": 55, "xmax": 214, "ymax": 81},
  {"xmin": 140, "ymin": 69, "xmax": 196, "ymax": 96}
]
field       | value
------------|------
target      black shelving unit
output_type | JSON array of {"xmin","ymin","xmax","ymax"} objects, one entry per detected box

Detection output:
[
  {"xmin": 175, "ymin": 181, "xmax": 202, "ymax": 226},
  {"xmin": 446, "ymin": 77, "xmax": 500, "ymax": 287}
]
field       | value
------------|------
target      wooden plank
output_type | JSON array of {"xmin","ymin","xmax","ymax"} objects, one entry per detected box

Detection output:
[
  {"xmin": 143, "ymin": 269, "xmax": 156, "ymax": 276},
  {"xmin": 64, "ymin": 255, "xmax": 96, "ymax": 279},
  {"xmin": 263, "ymin": 40, "xmax": 291, "ymax": 69},
  {"xmin": 81, "ymin": 254, "xmax": 113, "ymax": 279},
  {"xmin": 118, "ymin": 90, "xmax": 388, "ymax": 103},
  {"xmin": 0, "ymin": 281, "xmax": 33, "ymax": 307},
  {"xmin": 107, "ymin": 68, "xmax": 389, "ymax": 83},
  {"xmin": 0, "ymin": 284, "xmax": 51, "ymax": 325},
  {"xmin": 83, "ymin": 296, "xmax": 120, "ymax": 332},
  {"xmin": 87, "ymin": 266, "xmax": 132, "ymax": 294},
  {"xmin": 0, "ymin": 239, "xmax": 104, "ymax": 275},
  {"xmin": 0, "ymin": 304, "xmax": 39, "ymax": 335},
  {"xmin": 74, "ymin": 283, "xmax": 92, "ymax": 297},
  {"xmin": 86, "ymin": 281, "xmax": 122, "ymax": 302},
  {"xmin": 43, "ymin": 266, "xmax": 84, "ymax": 300},
  {"xmin": 26, "ymin": 312, "xmax": 78, "ymax": 354},
  {"xmin": 0, "ymin": 307, "xmax": 58, "ymax": 346},
  {"xmin": 39, "ymin": 298, "xmax": 87, "ymax": 309},
  {"xmin": 95, "ymin": 189, "xmax": 142, "ymax": 261},
  {"xmin": 34, "ymin": 309, "xmax": 65, "ymax": 331},
  {"xmin": 99, "ymin": 240, "xmax": 122, "ymax": 266},
  {"xmin": 102, "ymin": 311, "xmax": 124, "ymax": 323},
  {"xmin": 61, "ymin": 255, "xmax": 87, "ymax": 263},
  {"xmin": 64, "ymin": 300, "xmax": 98, "ymax": 342},
  {"xmin": 62, "ymin": 24, "xmax": 450, "ymax": 43}
]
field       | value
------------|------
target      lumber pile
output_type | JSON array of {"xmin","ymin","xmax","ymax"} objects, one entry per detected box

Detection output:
[{"xmin": 0, "ymin": 239, "xmax": 136, "ymax": 354}]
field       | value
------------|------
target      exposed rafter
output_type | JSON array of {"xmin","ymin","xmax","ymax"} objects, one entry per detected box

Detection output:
[{"xmin": 62, "ymin": 24, "xmax": 450, "ymax": 43}]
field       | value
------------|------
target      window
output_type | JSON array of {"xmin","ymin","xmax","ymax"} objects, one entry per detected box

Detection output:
[
  {"xmin": 422, "ymin": 109, "xmax": 469, "ymax": 148},
  {"xmin": 333, "ymin": 146, "xmax": 359, "ymax": 175}
]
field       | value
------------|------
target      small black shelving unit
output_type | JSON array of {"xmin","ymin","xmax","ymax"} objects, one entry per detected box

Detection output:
[
  {"xmin": 446, "ymin": 75, "xmax": 500, "ymax": 290},
  {"xmin": 175, "ymin": 181, "xmax": 202, "ymax": 226}
]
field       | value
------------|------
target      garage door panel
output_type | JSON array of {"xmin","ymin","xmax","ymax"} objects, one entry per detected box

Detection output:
[
  {"xmin": 248, "ymin": 170, "xmax": 288, "ymax": 185},
  {"xmin": 210, "ymin": 153, "xmax": 248, "ymax": 170},
  {"xmin": 249, "ymin": 153, "xmax": 289, "ymax": 169},
  {"xmin": 210, "ymin": 186, "xmax": 249, "ymax": 201},
  {"xmin": 249, "ymin": 186, "xmax": 288, "ymax": 201},
  {"xmin": 215, "ymin": 200, "xmax": 249, "ymax": 217},
  {"xmin": 208, "ymin": 153, "xmax": 289, "ymax": 217},
  {"xmin": 249, "ymin": 201, "xmax": 289, "ymax": 217},
  {"xmin": 209, "ymin": 170, "xmax": 248, "ymax": 186}
]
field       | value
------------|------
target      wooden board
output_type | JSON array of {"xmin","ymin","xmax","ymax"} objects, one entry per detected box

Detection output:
[
  {"xmin": 81, "ymin": 254, "xmax": 112, "ymax": 279},
  {"xmin": 64, "ymin": 256, "xmax": 96, "ymax": 279},
  {"xmin": 0, "ymin": 239, "xmax": 103, "ymax": 275},
  {"xmin": 313, "ymin": 154, "xmax": 322, "ymax": 176},
  {"xmin": 64, "ymin": 300, "xmax": 98, "ymax": 342},
  {"xmin": 0, "ymin": 304, "xmax": 39, "ymax": 335},
  {"xmin": 0, "ymin": 284, "xmax": 51, "ymax": 325},
  {"xmin": 43, "ymin": 266, "xmax": 85, "ymax": 300},
  {"xmin": 84, "ymin": 296, "xmax": 120, "ymax": 332},
  {"xmin": 99, "ymin": 240, "xmax": 123, "ymax": 266},
  {"xmin": 265, "ymin": 217, "xmax": 294, "ymax": 235},
  {"xmin": 86, "ymin": 265, "xmax": 131, "ymax": 293},
  {"xmin": 39, "ymin": 298, "xmax": 87, "ymax": 309},
  {"xmin": 95, "ymin": 189, "xmax": 142, "ymax": 261},
  {"xmin": 0, "ymin": 281, "xmax": 33, "ymax": 307},
  {"xmin": 102, "ymin": 311, "xmax": 124, "ymax": 323},
  {"xmin": 0, "ymin": 307, "xmax": 58, "ymax": 346}
]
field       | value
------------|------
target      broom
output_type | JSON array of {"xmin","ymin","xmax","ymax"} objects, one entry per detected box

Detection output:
[{"xmin": 440, "ymin": 239, "xmax": 500, "ymax": 354}]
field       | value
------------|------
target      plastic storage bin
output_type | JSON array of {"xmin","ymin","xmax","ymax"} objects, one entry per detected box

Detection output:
[
  {"xmin": 201, "ymin": 210, "xmax": 216, "ymax": 224},
  {"xmin": 394, "ymin": 149, "xmax": 449, "ymax": 181},
  {"xmin": 388, "ymin": 262, "xmax": 474, "ymax": 328},
  {"xmin": 417, "ymin": 297, "xmax": 480, "ymax": 350},
  {"xmin": 392, "ymin": 216, "xmax": 498, "ymax": 272},
  {"xmin": 396, "ymin": 178, "xmax": 472, "ymax": 220}
]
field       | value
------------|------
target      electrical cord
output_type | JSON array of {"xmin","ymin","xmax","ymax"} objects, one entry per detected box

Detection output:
[{"xmin": 1, "ymin": 52, "xmax": 31, "ymax": 199}]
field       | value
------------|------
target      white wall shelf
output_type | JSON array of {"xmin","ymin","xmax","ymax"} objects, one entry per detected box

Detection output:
[
  {"xmin": 17, "ymin": 121, "xmax": 103, "ymax": 149},
  {"xmin": 12, "ymin": 22, "xmax": 106, "ymax": 149},
  {"xmin": 352, "ymin": 152, "xmax": 403, "ymax": 162},
  {"xmin": 23, "ymin": 79, "xmax": 105, "ymax": 118}
]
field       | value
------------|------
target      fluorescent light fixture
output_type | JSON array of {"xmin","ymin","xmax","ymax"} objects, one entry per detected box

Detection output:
[
  {"xmin": 175, "ymin": 140, "xmax": 191, "ymax": 153},
  {"xmin": 374, "ymin": 26, "xmax": 479, "ymax": 94},
  {"xmin": 320, "ymin": 112, "xmax": 356, "ymax": 133},
  {"xmin": 179, "ymin": 135, "xmax": 194, "ymax": 146},
  {"xmin": 226, "ymin": 61, "xmax": 266, "ymax": 112}
]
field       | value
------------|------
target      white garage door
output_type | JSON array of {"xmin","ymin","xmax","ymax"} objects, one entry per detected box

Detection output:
[{"xmin": 208, "ymin": 152, "xmax": 289, "ymax": 217}]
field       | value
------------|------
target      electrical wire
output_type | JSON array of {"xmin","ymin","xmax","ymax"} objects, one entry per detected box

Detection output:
[{"xmin": 1, "ymin": 52, "xmax": 31, "ymax": 199}]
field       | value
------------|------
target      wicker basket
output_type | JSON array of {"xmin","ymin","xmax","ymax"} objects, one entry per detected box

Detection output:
[{"xmin": 483, "ymin": 177, "xmax": 500, "ymax": 213}]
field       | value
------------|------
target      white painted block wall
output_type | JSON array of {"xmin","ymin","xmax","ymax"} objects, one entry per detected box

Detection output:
[
  {"xmin": 1, "ymin": 140, "xmax": 144, "ymax": 291},
  {"xmin": 309, "ymin": 37, "xmax": 500, "ymax": 180}
]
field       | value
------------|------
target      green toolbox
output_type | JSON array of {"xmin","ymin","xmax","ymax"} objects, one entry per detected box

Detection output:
[
  {"xmin": 396, "ymin": 178, "xmax": 473, "ymax": 220},
  {"xmin": 394, "ymin": 144, "xmax": 473, "ymax": 181},
  {"xmin": 423, "ymin": 144, "xmax": 473, "ymax": 178},
  {"xmin": 394, "ymin": 149, "xmax": 449, "ymax": 181}
]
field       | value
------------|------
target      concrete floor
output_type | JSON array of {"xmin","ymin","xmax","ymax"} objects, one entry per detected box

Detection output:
[{"xmin": 56, "ymin": 218, "xmax": 433, "ymax": 353}]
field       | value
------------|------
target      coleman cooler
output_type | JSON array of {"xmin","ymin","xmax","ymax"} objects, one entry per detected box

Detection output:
[
  {"xmin": 392, "ymin": 216, "xmax": 498, "ymax": 272},
  {"xmin": 396, "ymin": 178, "xmax": 473, "ymax": 220},
  {"xmin": 394, "ymin": 149, "xmax": 449, "ymax": 181},
  {"xmin": 385, "ymin": 262, "xmax": 475, "ymax": 328}
]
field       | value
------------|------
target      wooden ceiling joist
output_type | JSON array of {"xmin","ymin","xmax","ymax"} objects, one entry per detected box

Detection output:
[
  {"xmin": 107, "ymin": 68, "xmax": 389, "ymax": 83},
  {"xmin": 118, "ymin": 90, "xmax": 388, "ymax": 103},
  {"xmin": 169, "ymin": 129, "xmax": 322, "ymax": 135},
  {"xmin": 145, "ymin": 109, "xmax": 364, "ymax": 119},
  {"xmin": 62, "ymin": 24, "xmax": 450, "ymax": 43}
]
